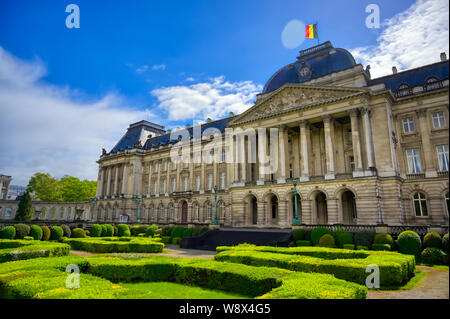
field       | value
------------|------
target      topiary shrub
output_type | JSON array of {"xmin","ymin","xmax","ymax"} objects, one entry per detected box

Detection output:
[
  {"xmin": 354, "ymin": 231, "xmax": 375, "ymax": 248},
  {"xmin": 102, "ymin": 224, "xmax": 114, "ymax": 237},
  {"xmin": 343, "ymin": 244, "xmax": 355, "ymax": 250},
  {"xmin": 182, "ymin": 227, "xmax": 195, "ymax": 238},
  {"xmin": 117, "ymin": 224, "xmax": 131, "ymax": 237},
  {"xmin": 311, "ymin": 227, "xmax": 331, "ymax": 246},
  {"xmin": 61, "ymin": 225, "xmax": 71, "ymax": 238},
  {"xmin": 423, "ymin": 232, "xmax": 442, "ymax": 249},
  {"xmin": 296, "ymin": 240, "xmax": 311, "ymax": 246},
  {"xmin": 293, "ymin": 228, "xmax": 306, "ymax": 241},
  {"xmin": 442, "ymin": 233, "xmax": 449, "ymax": 253},
  {"xmin": 113, "ymin": 226, "xmax": 118, "ymax": 236},
  {"xmin": 334, "ymin": 231, "xmax": 353, "ymax": 248},
  {"xmin": 171, "ymin": 226, "xmax": 185, "ymax": 239},
  {"xmin": 41, "ymin": 226, "xmax": 51, "ymax": 241},
  {"xmin": 90, "ymin": 224, "xmax": 103, "ymax": 237},
  {"xmin": 161, "ymin": 236, "xmax": 171, "ymax": 244},
  {"xmin": 30, "ymin": 225, "xmax": 43, "ymax": 240},
  {"xmin": 71, "ymin": 228, "xmax": 86, "ymax": 238},
  {"xmin": 13, "ymin": 224, "xmax": 30, "ymax": 239},
  {"xmin": 421, "ymin": 248, "xmax": 445, "ymax": 265},
  {"xmin": 356, "ymin": 245, "xmax": 368, "ymax": 250},
  {"xmin": 319, "ymin": 234, "xmax": 335, "ymax": 248},
  {"xmin": 0, "ymin": 226, "xmax": 16, "ymax": 239},
  {"xmin": 161, "ymin": 226, "xmax": 172, "ymax": 237},
  {"xmin": 398, "ymin": 230, "xmax": 422, "ymax": 257},
  {"xmin": 23, "ymin": 236, "xmax": 34, "ymax": 240},
  {"xmin": 373, "ymin": 233, "xmax": 394, "ymax": 247},
  {"xmin": 372, "ymin": 243, "xmax": 391, "ymax": 251},
  {"xmin": 145, "ymin": 224, "xmax": 158, "ymax": 237},
  {"xmin": 50, "ymin": 226, "xmax": 64, "ymax": 241},
  {"xmin": 172, "ymin": 237, "xmax": 181, "ymax": 245}
]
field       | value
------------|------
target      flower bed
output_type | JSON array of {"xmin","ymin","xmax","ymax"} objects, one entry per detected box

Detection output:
[
  {"xmin": 0, "ymin": 239, "xmax": 70, "ymax": 263},
  {"xmin": 62, "ymin": 237, "xmax": 164, "ymax": 253}
]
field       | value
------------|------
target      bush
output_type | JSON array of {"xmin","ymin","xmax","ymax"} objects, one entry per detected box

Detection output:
[
  {"xmin": 13, "ymin": 224, "xmax": 30, "ymax": 239},
  {"xmin": 172, "ymin": 237, "xmax": 181, "ymax": 245},
  {"xmin": 421, "ymin": 248, "xmax": 445, "ymax": 265},
  {"xmin": 117, "ymin": 224, "xmax": 131, "ymax": 237},
  {"xmin": 161, "ymin": 236, "xmax": 172, "ymax": 244},
  {"xmin": 0, "ymin": 240, "xmax": 70, "ymax": 263},
  {"xmin": 90, "ymin": 224, "xmax": 103, "ymax": 237},
  {"xmin": 356, "ymin": 245, "xmax": 368, "ymax": 250},
  {"xmin": 113, "ymin": 226, "xmax": 118, "ymax": 236},
  {"xmin": 423, "ymin": 232, "xmax": 442, "ymax": 249},
  {"xmin": 41, "ymin": 226, "xmax": 51, "ymax": 241},
  {"xmin": 442, "ymin": 233, "xmax": 449, "ymax": 253},
  {"xmin": 354, "ymin": 231, "xmax": 375, "ymax": 248},
  {"xmin": 372, "ymin": 243, "xmax": 391, "ymax": 251},
  {"xmin": 293, "ymin": 229, "xmax": 306, "ymax": 241},
  {"xmin": 171, "ymin": 226, "xmax": 185, "ymax": 239},
  {"xmin": 373, "ymin": 233, "xmax": 394, "ymax": 247},
  {"xmin": 334, "ymin": 231, "xmax": 353, "ymax": 248},
  {"xmin": 161, "ymin": 226, "xmax": 172, "ymax": 237},
  {"xmin": 131, "ymin": 225, "xmax": 148, "ymax": 236},
  {"xmin": 0, "ymin": 226, "xmax": 16, "ymax": 240},
  {"xmin": 398, "ymin": 231, "xmax": 422, "ymax": 257},
  {"xmin": 296, "ymin": 240, "xmax": 311, "ymax": 247},
  {"xmin": 23, "ymin": 236, "xmax": 33, "ymax": 240},
  {"xmin": 343, "ymin": 244, "xmax": 355, "ymax": 250},
  {"xmin": 102, "ymin": 224, "xmax": 114, "ymax": 237},
  {"xmin": 71, "ymin": 228, "xmax": 87, "ymax": 238},
  {"xmin": 183, "ymin": 227, "xmax": 195, "ymax": 238},
  {"xmin": 199, "ymin": 227, "xmax": 209, "ymax": 235},
  {"xmin": 61, "ymin": 225, "xmax": 71, "ymax": 238},
  {"xmin": 62, "ymin": 238, "xmax": 164, "ymax": 253},
  {"xmin": 311, "ymin": 227, "xmax": 331, "ymax": 246},
  {"xmin": 319, "ymin": 234, "xmax": 335, "ymax": 248},
  {"xmin": 30, "ymin": 225, "xmax": 43, "ymax": 240},
  {"xmin": 50, "ymin": 226, "xmax": 64, "ymax": 241},
  {"xmin": 145, "ymin": 225, "xmax": 158, "ymax": 237}
]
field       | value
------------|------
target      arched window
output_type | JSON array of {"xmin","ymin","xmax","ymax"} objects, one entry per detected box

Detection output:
[
  {"xmin": 60, "ymin": 207, "xmax": 65, "ymax": 219},
  {"xmin": 51, "ymin": 207, "xmax": 56, "ymax": 219},
  {"xmin": 106, "ymin": 208, "xmax": 111, "ymax": 220},
  {"xmin": 206, "ymin": 202, "xmax": 212, "ymax": 219},
  {"xmin": 424, "ymin": 76, "xmax": 442, "ymax": 91},
  {"xmin": 413, "ymin": 192, "xmax": 428, "ymax": 217},
  {"xmin": 194, "ymin": 203, "xmax": 200, "ymax": 219},
  {"xmin": 169, "ymin": 205, "xmax": 174, "ymax": 219},
  {"xmin": 67, "ymin": 207, "xmax": 72, "ymax": 221},
  {"xmin": 160, "ymin": 205, "xmax": 165, "ymax": 218},
  {"xmin": 396, "ymin": 83, "xmax": 412, "ymax": 97},
  {"xmin": 41, "ymin": 208, "xmax": 47, "ymax": 219},
  {"xmin": 151, "ymin": 206, "xmax": 155, "ymax": 219},
  {"xmin": 115, "ymin": 207, "xmax": 119, "ymax": 219},
  {"xmin": 219, "ymin": 202, "xmax": 225, "ymax": 219}
]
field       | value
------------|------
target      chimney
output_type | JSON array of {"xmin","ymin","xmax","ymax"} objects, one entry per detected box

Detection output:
[
  {"xmin": 206, "ymin": 118, "xmax": 212, "ymax": 123},
  {"xmin": 392, "ymin": 66, "xmax": 397, "ymax": 74},
  {"xmin": 440, "ymin": 52, "xmax": 447, "ymax": 61},
  {"xmin": 229, "ymin": 112, "xmax": 235, "ymax": 117}
]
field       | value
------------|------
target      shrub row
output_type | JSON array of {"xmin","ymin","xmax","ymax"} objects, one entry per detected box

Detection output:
[
  {"xmin": 62, "ymin": 237, "xmax": 164, "ymax": 253},
  {"xmin": 0, "ymin": 239, "xmax": 70, "ymax": 263}
]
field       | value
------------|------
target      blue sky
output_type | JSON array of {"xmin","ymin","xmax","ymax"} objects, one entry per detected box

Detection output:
[{"xmin": 0, "ymin": 0, "xmax": 448, "ymax": 185}]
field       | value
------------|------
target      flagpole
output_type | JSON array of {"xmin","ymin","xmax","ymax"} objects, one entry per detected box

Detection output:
[{"xmin": 316, "ymin": 21, "xmax": 319, "ymax": 45}]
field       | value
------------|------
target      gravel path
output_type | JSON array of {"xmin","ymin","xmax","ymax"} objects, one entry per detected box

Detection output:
[{"xmin": 368, "ymin": 266, "xmax": 449, "ymax": 299}]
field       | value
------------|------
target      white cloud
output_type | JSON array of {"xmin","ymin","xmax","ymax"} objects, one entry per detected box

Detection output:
[
  {"xmin": 151, "ymin": 76, "xmax": 262, "ymax": 122},
  {"xmin": 350, "ymin": 0, "xmax": 449, "ymax": 78},
  {"xmin": 152, "ymin": 64, "xmax": 166, "ymax": 71},
  {"xmin": 135, "ymin": 65, "xmax": 149, "ymax": 74},
  {"xmin": 0, "ymin": 46, "xmax": 148, "ymax": 186}
]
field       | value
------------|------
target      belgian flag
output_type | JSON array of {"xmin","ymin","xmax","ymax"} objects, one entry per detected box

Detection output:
[{"xmin": 305, "ymin": 24, "xmax": 318, "ymax": 39}]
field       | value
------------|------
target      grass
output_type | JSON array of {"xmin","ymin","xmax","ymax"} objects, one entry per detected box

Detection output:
[{"xmin": 417, "ymin": 264, "xmax": 449, "ymax": 271}]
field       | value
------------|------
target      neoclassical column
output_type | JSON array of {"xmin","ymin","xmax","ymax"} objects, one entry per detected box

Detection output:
[
  {"xmin": 96, "ymin": 167, "xmax": 104, "ymax": 197},
  {"xmin": 277, "ymin": 125, "xmax": 287, "ymax": 184},
  {"xmin": 189, "ymin": 154, "xmax": 194, "ymax": 190},
  {"xmin": 348, "ymin": 109, "xmax": 363, "ymax": 175},
  {"xmin": 121, "ymin": 163, "xmax": 128, "ymax": 195},
  {"xmin": 233, "ymin": 136, "xmax": 239, "ymax": 183},
  {"xmin": 200, "ymin": 155, "xmax": 205, "ymax": 193},
  {"xmin": 360, "ymin": 105, "xmax": 375, "ymax": 169},
  {"xmin": 322, "ymin": 115, "xmax": 335, "ymax": 180},
  {"xmin": 105, "ymin": 166, "xmax": 112, "ymax": 196},
  {"xmin": 299, "ymin": 120, "xmax": 310, "ymax": 182},
  {"xmin": 257, "ymin": 128, "xmax": 267, "ymax": 185},
  {"xmin": 416, "ymin": 108, "xmax": 437, "ymax": 177},
  {"xmin": 147, "ymin": 162, "xmax": 153, "ymax": 196},
  {"xmin": 156, "ymin": 160, "xmax": 161, "ymax": 195},
  {"xmin": 113, "ymin": 165, "xmax": 119, "ymax": 197},
  {"xmin": 239, "ymin": 133, "xmax": 247, "ymax": 184}
]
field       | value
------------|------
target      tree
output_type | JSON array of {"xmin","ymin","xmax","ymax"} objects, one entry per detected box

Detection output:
[
  {"xmin": 27, "ymin": 173, "xmax": 63, "ymax": 201},
  {"xmin": 60, "ymin": 176, "xmax": 97, "ymax": 201},
  {"xmin": 15, "ymin": 191, "xmax": 33, "ymax": 221}
]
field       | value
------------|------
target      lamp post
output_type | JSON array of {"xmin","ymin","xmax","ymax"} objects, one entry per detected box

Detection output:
[
  {"xmin": 212, "ymin": 185, "xmax": 219, "ymax": 225},
  {"xmin": 90, "ymin": 197, "xmax": 98, "ymax": 222},
  {"xmin": 135, "ymin": 193, "xmax": 145, "ymax": 223},
  {"xmin": 292, "ymin": 179, "xmax": 301, "ymax": 225}
]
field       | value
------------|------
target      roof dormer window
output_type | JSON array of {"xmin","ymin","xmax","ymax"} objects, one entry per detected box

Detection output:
[{"xmin": 423, "ymin": 77, "xmax": 442, "ymax": 92}]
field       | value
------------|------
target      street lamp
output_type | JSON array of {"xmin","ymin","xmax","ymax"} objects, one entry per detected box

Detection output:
[
  {"xmin": 90, "ymin": 197, "xmax": 98, "ymax": 222},
  {"xmin": 135, "ymin": 193, "xmax": 145, "ymax": 223},
  {"xmin": 292, "ymin": 179, "xmax": 301, "ymax": 225},
  {"xmin": 212, "ymin": 185, "xmax": 219, "ymax": 225}
]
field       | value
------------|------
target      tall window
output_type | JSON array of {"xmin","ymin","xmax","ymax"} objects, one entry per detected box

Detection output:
[
  {"xmin": 406, "ymin": 149, "xmax": 422, "ymax": 173},
  {"xmin": 162, "ymin": 180, "xmax": 167, "ymax": 194},
  {"xmin": 413, "ymin": 192, "xmax": 428, "ymax": 217},
  {"xmin": 219, "ymin": 202, "xmax": 225, "ymax": 219},
  {"xmin": 41, "ymin": 208, "xmax": 47, "ymax": 219},
  {"xmin": 153, "ymin": 181, "xmax": 157, "ymax": 194},
  {"xmin": 51, "ymin": 208, "xmax": 56, "ymax": 219},
  {"xmin": 172, "ymin": 178, "xmax": 176, "ymax": 193},
  {"xmin": 160, "ymin": 206, "xmax": 165, "ymax": 218},
  {"xmin": 5, "ymin": 208, "xmax": 12, "ymax": 219},
  {"xmin": 115, "ymin": 207, "xmax": 119, "ymax": 219},
  {"xmin": 432, "ymin": 112, "xmax": 446, "ymax": 129},
  {"xmin": 106, "ymin": 208, "xmax": 111, "ymax": 220},
  {"xmin": 221, "ymin": 150, "xmax": 226, "ymax": 162},
  {"xmin": 194, "ymin": 204, "xmax": 200, "ymax": 219},
  {"xmin": 402, "ymin": 117, "xmax": 415, "ymax": 133},
  {"xmin": 154, "ymin": 162, "xmax": 159, "ymax": 172},
  {"xmin": 289, "ymin": 163, "xmax": 293, "ymax": 179},
  {"xmin": 206, "ymin": 202, "xmax": 212, "ymax": 219},
  {"xmin": 60, "ymin": 208, "xmax": 65, "ymax": 219},
  {"xmin": 349, "ymin": 156, "xmax": 355, "ymax": 171},
  {"xmin": 220, "ymin": 172, "xmax": 226, "ymax": 189},
  {"xmin": 163, "ymin": 161, "xmax": 168, "ymax": 171},
  {"xmin": 196, "ymin": 175, "xmax": 201, "ymax": 191},
  {"xmin": 67, "ymin": 207, "xmax": 72, "ymax": 221},
  {"xmin": 151, "ymin": 206, "xmax": 155, "ymax": 219},
  {"xmin": 207, "ymin": 173, "xmax": 213, "ymax": 190},
  {"xmin": 183, "ymin": 177, "xmax": 189, "ymax": 192},
  {"xmin": 437, "ymin": 145, "xmax": 449, "ymax": 171},
  {"xmin": 169, "ymin": 205, "xmax": 174, "ymax": 219}
]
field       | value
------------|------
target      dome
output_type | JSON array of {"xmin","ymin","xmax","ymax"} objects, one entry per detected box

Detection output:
[{"xmin": 262, "ymin": 41, "xmax": 357, "ymax": 94}]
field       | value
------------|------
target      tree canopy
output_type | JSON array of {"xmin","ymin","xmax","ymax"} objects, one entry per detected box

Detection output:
[
  {"xmin": 15, "ymin": 191, "xmax": 33, "ymax": 221},
  {"xmin": 27, "ymin": 173, "xmax": 97, "ymax": 202}
]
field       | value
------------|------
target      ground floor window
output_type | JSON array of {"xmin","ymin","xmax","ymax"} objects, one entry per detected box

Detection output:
[{"xmin": 413, "ymin": 192, "xmax": 428, "ymax": 217}]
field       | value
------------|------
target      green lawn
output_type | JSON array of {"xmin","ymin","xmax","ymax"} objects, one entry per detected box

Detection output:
[{"xmin": 116, "ymin": 282, "xmax": 246, "ymax": 299}]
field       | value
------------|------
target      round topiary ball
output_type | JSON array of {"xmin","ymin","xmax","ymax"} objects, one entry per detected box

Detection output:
[
  {"xmin": 90, "ymin": 224, "xmax": 103, "ymax": 237},
  {"xmin": 117, "ymin": 224, "xmax": 130, "ymax": 237},
  {"xmin": 71, "ymin": 228, "xmax": 86, "ymax": 238},
  {"xmin": 442, "ymin": 233, "xmax": 449, "ymax": 253},
  {"xmin": 61, "ymin": 225, "xmax": 71, "ymax": 238},
  {"xmin": 374, "ymin": 233, "xmax": 394, "ymax": 246},
  {"xmin": 103, "ymin": 224, "xmax": 114, "ymax": 237},
  {"xmin": 0, "ymin": 226, "xmax": 16, "ymax": 239},
  {"xmin": 319, "ymin": 234, "xmax": 335, "ymax": 248},
  {"xmin": 311, "ymin": 227, "xmax": 331, "ymax": 246},
  {"xmin": 293, "ymin": 228, "xmax": 306, "ymax": 241},
  {"xmin": 421, "ymin": 248, "xmax": 445, "ymax": 265},
  {"xmin": 41, "ymin": 226, "xmax": 51, "ymax": 241},
  {"xmin": 50, "ymin": 226, "xmax": 64, "ymax": 241},
  {"xmin": 398, "ymin": 230, "xmax": 422, "ymax": 256},
  {"xmin": 13, "ymin": 223, "xmax": 31, "ymax": 239},
  {"xmin": 423, "ymin": 232, "xmax": 442, "ymax": 249},
  {"xmin": 113, "ymin": 226, "xmax": 118, "ymax": 236},
  {"xmin": 30, "ymin": 225, "xmax": 43, "ymax": 240},
  {"xmin": 354, "ymin": 231, "xmax": 375, "ymax": 248}
]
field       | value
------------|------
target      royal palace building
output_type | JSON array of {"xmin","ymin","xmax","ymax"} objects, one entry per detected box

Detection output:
[{"xmin": 4, "ymin": 41, "xmax": 447, "ymax": 229}]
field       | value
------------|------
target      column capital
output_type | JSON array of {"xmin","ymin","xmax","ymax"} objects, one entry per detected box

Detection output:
[
  {"xmin": 321, "ymin": 114, "xmax": 333, "ymax": 122},
  {"xmin": 277, "ymin": 124, "xmax": 287, "ymax": 131},
  {"xmin": 298, "ymin": 119, "xmax": 309, "ymax": 127},
  {"xmin": 347, "ymin": 108, "xmax": 359, "ymax": 117},
  {"xmin": 359, "ymin": 105, "xmax": 371, "ymax": 116},
  {"xmin": 415, "ymin": 108, "xmax": 427, "ymax": 118}
]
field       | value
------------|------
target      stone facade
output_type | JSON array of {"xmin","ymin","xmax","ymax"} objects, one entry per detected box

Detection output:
[{"xmin": 0, "ymin": 174, "xmax": 12, "ymax": 200}]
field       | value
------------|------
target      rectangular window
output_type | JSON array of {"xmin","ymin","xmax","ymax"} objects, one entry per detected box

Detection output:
[
  {"xmin": 437, "ymin": 145, "xmax": 449, "ymax": 172},
  {"xmin": 153, "ymin": 181, "xmax": 157, "ymax": 194},
  {"xmin": 162, "ymin": 180, "xmax": 166, "ymax": 194},
  {"xmin": 220, "ymin": 172, "xmax": 226, "ymax": 189},
  {"xmin": 207, "ymin": 174, "xmax": 213, "ymax": 190},
  {"xmin": 289, "ymin": 163, "xmax": 293, "ymax": 179},
  {"xmin": 402, "ymin": 117, "xmax": 415, "ymax": 133},
  {"xmin": 406, "ymin": 149, "xmax": 422, "ymax": 174},
  {"xmin": 172, "ymin": 178, "xmax": 176, "ymax": 193},
  {"xmin": 5, "ymin": 208, "xmax": 12, "ymax": 219},
  {"xmin": 163, "ymin": 161, "xmax": 167, "ymax": 171},
  {"xmin": 432, "ymin": 112, "xmax": 446, "ymax": 129},
  {"xmin": 196, "ymin": 175, "xmax": 201, "ymax": 191},
  {"xmin": 154, "ymin": 163, "xmax": 158, "ymax": 172},
  {"xmin": 221, "ymin": 150, "xmax": 226, "ymax": 162},
  {"xmin": 184, "ymin": 177, "xmax": 188, "ymax": 192},
  {"xmin": 350, "ymin": 156, "xmax": 355, "ymax": 171}
]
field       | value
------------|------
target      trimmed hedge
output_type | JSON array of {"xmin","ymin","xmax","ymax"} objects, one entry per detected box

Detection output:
[
  {"xmin": 41, "ymin": 226, "xmax": 51, "ymax": 241},
  {"xmin": 13, "ymin": 224, "xmax": 30, "ymax": 239},
  {"xmin": 161, "ymin": 236, "xmax": 171, "ymax": 244},
  {"xmin": 333, "ymin": 231, "xmax": 353, "ymax": 248},
  {"xmin": 421, "ymin": 248, "xmax": 445, "ymax": 265},
  {"xmin": 183, "ymin": 228, "xmax": 195, "ymax": 238},
  {"xmin": 117, "ymin": 224, "xmax": 131, "ymax": 237},
  {"xmin": 293, "ymin": 229, "xmax": 306, "ymax": 241},
  {"xmin": 50, "ymin": 226, "xmax": 64, "ymax": 241},
  {"xmin": 343, "ymin": 244, "xmax": 355, "ymax": 250},
  {"xmin": 145, "ymin": 225, "xmax": 158, "ymax": 237},
  {"xmin": 90, "ymin": 224, "xmax": 103, "ymax": 237},
  {"xmin": 71, "ymin": 228, "xmax": 87, "ymax": 238},
  {"xmin": 319, "ymin": 234, "xmax": 335, "ymax": 248},
  {"xmin": 354, "ymin": 231, "xmax": 375, "ymax": 248},
  {"xmin": 357, "ymin": 245, "xmax": 368, "ymax": 250},
  {"xmin": 311, "ymin": 227, "xmax": 331, "ymax": 246},
  {"xmin": 398, "ymin": 231, "xmax": 422, "ymax": 257},
  {"xmin": 61, "ymin": 225, "xmax": 71, "ymax": 238},
  {"xmin": 296, "ymin": 240, "xmax": 311, "ymax": 247},
  {"xmin": 172, "ymin": 237, "xmax": 181, "ymax": 245},
  {"xmin": 171, "ymin": 226, "xmax": 185, "ymax": 239},
  {"xmin": 103, "ymin": 224, "xmax": 114, "ymax": 237},
  {"xmin": 372, "ymin": 243, "xmax": 391, "ymax": 251},
  {"xmin": 0, "ymin": 239, "xmax": 70, "ymax": 263},
  {"xmin": 373, "ymin": 233, "xmax": 394, "ymax": 247},
  {"xmin": 63, "ymin": 237, "xmax": 164, "ymax": 253},
  {"xmin": 30, "ymin": 225, "xmax": 43, "ymax": 241},
  {"xmin": 0, "ymin": 226, "xmax": 16, "ymax": 240},
  {"xmin": 443, "ymin": 233, "xmax": 449, "ymax": 253},
  {"xmin": 161, "ymin": 226, "xmax": 172, "ymax": 237},
  {"xmin": 423, "ymin": 232, "xmax": 442, "ymax": 249}
]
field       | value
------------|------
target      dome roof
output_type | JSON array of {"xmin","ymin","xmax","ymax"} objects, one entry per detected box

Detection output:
[{"xmin": 263, "ymin": 41, "xmax": 357, "ymax": 94}]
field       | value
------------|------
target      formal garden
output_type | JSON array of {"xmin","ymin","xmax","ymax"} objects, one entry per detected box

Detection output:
[{"xmin": 0, "ymin": 222, "xmax": 448, "ymax": 299}]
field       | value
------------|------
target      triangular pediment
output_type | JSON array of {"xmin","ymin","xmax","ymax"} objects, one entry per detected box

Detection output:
[{"xmin": 229, "ymin": 84, "xmax": 368, "ymax": 125}]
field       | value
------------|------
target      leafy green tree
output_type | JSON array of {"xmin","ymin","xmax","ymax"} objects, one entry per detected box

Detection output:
[
  {"xmin": 27, "ymin": 173, "xmax": 63, "ymax": 201},
  {"xmin": 60, "ymin": 175, "xmax": 97, "ymax": 201},
  {"xmin": 15, "ymin": 191, "xmax": 33, "ymax": 221}
]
